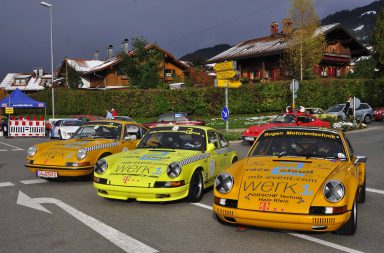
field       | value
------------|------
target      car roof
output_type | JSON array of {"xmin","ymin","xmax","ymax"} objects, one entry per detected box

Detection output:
[{"xmin": 149, "ymin": 125, "xmax": 217, "ymax": 132}]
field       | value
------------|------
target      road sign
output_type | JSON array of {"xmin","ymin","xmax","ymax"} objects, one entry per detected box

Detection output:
[
  {"xmin": 290, "ymin": 79, "xmax": 299, "ymax": 93},
  {"xmin": 213, "ymin": 61, "xmax": 236, "ymax": 72},
  {"xmin": 221, "ymin": 106, "xmax": 229, "ymax": 121},
  {"xmin": 5, "ymin": 107, "xmax": 14, "ymax": 114},
  {"xmin": 216, "ymin": 69, "xmax": 238, "ymax": 79},
  {"xmin": 216, "ymin": 79, "xmax": 242, "ymax": 88}
]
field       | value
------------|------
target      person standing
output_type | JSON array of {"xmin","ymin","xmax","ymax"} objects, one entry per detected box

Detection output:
[
  {"xmin": 106, "ymin": 110, "xmax": 113, "ymax": 119},
  {"xmin": 111, "ymin": 108, "xmax": 118, "ymax": 117}
]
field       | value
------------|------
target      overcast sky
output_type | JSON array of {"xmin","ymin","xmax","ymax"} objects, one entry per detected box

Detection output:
[{"xmin": 0, "ymin": 0, "xmax": 377, "ymax": 79}]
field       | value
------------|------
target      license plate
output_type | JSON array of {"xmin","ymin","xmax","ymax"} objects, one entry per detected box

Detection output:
[
  {"xmin": 37, "ymin": 171, "xmax": 58, "ymax": 178},
  {"xmin": 244, "ymin": 136, "xmax": 255, "ymax": 141}
]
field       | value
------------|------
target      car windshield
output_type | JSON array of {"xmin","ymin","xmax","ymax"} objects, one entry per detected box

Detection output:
[
  {"xmin": 272, "ymin": 114, "xmax": 296, "ymax": 123},
  {"xmin": 72, "ymin": 122, "xmax": 122, "ymax": 140},
  {"xmin": 113, "ymin": 116, "xmax": 134, "ymax": 122},
  {"xmin": 137, "ymin": 126, "xmax": 206, "ymax": 151},
  {"xmin": 326, "ymin": 104, "xmax": 345, "ymax": 112},
  {"xmin": 250, "ymin": 129, "xmax": 346, "ymax": 160}
]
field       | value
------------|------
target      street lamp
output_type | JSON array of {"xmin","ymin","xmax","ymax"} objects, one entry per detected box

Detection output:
[{"xmin": 40, "ymin": 1, "xmax": 55, "ymax": 118}]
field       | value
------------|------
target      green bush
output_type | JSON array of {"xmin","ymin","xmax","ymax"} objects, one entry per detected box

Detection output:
[{"xmin": 27, "ymin": 79, "xmax": 384, "ymax": 117}]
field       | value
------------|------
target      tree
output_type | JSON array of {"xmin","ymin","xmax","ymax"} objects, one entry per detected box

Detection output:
[
  {"xmin": 118, "ymin": 36, "xmax": 162, "ymax": 89},
  {"xmin": 372, "ymin": 8, "xmax": 384, "ymax": 73},
  {"xmin": 348, "ymin": 58, "xmax": 377, "ymax": 79},
  {"xmin": 284, "ymin": 0, "xmax": 325, "ymax": 81},
  {"xmin": 64, "ymin": 63, "xmax": 83, "ymax": 89}
]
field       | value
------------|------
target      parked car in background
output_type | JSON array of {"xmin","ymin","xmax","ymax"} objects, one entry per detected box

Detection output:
[
  {"xmin": 142, "ymin": 112, "xmax": 205, "ymax": 128},
  {"xmin": 373, "ymin": 107, "xmax": 384, "ymax": 121},
  {"xmin": 112, "ymin": 116, "xmax": 135, "ymax": 122},
  {"xmin": 325, "ymin": 103, "xmax": 373, "ymax": 124},
  {"xmin": 304, "ymin": 107, "xmax": 338, "ymax": 120},
  {"xmin": 241, "ymin": 111, "xmax": 331, "ymax": 144},
  {"xmin": 26, "ymin": 120, "xmax": 148, "ymax": 179},
  {"xmin": 214, "ymin": 127, "xmax": 367, "ymax": 235},
  {"xmin": 49, "ymin": 119, "xmax": 84, "ymax": 139},
  {"xmin": 72, "ymin": 115, "xmax": 105, "ymax": 122}
]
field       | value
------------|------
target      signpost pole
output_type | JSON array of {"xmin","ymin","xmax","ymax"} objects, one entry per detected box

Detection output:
[
  {"xmin": 225, "ymin": 88, "xmax": 229, "ymax": 132},
  {"xmin": 292, "ymin": 80, "xmax": 295, "ymax": 109}
]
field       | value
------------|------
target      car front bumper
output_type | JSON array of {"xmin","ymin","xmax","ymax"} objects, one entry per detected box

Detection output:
[
  {"xmin": 213, "ymin": 204, "xmax": 351, "ymax": 232},
  {"xmin": 94, "ymin": 181, "xmax": 189, "ymax": 202},
  {"xmin": 26, "ymin": 164, "xmax": 94, "ymax": 177}
]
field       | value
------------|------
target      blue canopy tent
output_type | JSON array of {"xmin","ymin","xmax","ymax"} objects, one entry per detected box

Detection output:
[{"xmin": 0, "ymin": 88, "xmax": 46, "ymax": 109}]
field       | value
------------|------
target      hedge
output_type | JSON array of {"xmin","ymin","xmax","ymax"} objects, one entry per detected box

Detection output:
[{"xmin": 27, "ymin": 79, "xmax": 384, "ymax": 117}]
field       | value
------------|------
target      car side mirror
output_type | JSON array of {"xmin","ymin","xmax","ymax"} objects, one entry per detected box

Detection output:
[
  {"xmin": 124, "ymin": 135, "xmax": 137, "ymax": 142},
  {"xmin": 354, "ymin": 155, "xmax": 367, "ymax": 166},
  {"xmin": 206, "ymin": 143, "xmax": 215, "ymax": 152}
]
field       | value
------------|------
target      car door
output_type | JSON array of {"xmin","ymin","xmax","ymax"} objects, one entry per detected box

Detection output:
[{"xmin": 207, "ymin": 130, "xmax": 229, "ymax": 179}]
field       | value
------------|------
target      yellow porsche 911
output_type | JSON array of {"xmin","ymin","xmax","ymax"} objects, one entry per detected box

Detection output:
[
  {"xmin": 214, "ymin": 127, "xmax": 367, "ymax": 235},
  {"xmin": 93, "ymin": 125, "xmax": 239, "ymax": 202},
  {"xmin": 26, "ymin": 120, "xmax": 148, "ymax": 178}
]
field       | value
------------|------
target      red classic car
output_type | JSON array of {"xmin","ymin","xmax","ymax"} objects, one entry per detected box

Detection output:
[
  {"xmin": 241, "ymin": 112, "xmax": 331, "ymax": 144},
  {"xmin": 373, "ymin": 107, "xmax": 384, "ymax": 121},
  {"xmin": 142, "ymin": 112, "xmax": 205, "ymax": 128}
]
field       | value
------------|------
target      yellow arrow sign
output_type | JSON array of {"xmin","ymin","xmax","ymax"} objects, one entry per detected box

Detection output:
[
  {"xmin": 5, "ymin": 107, "xmax": 14, "ymax": 114},
  {"xmin": 216, "ymin": 79, "xmax": 242, "ymax": 88},
  {"xmin": 216, "ymin": 70, "xmax": 238, "ymax": 79},
  {"xmin": 213, "ymin": 61, "xmax": 236, "ymax": 72}
]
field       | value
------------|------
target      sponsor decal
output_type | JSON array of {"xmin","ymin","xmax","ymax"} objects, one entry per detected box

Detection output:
[
  {"xmin": 209, "ymin": 159, "xmax": 215, "ymax": 176},
  {"xmin": 140, "ymin": 151, "xmax": 170, "ymax": 161},
  {"xmin": 86, "ymin": 142, "xmax": 119, "ymax": 152}
]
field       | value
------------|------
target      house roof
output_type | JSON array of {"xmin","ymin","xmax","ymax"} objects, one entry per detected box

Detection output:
[
  {"xmin": 65, "ymin": 59, "xmax": 105, "ymax": 73},
  {"xmin": 0, "ymin": 73, "xmax": 45, "ymax": 91},
  {"xmin": 208, "ymin": 23, "xmax": 369, "ymax": 63}
]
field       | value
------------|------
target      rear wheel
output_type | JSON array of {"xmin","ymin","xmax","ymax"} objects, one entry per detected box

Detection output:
[
  {"xmin": 334, "ymin": 196, "xmax": 357, "ymax": 235},
  {"xmin": 363, "ymin": 115, "xmax": 371, "ymax": 124},
  {"xmin": 358, "ymin": 175, "xmax": 366, "ymax": 203},
  {"xmin": 187, "ymin": 170, "xmax": 203, "ymax": 202}
]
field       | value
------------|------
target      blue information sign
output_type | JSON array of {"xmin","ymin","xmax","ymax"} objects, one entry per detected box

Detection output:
[{"xmin": 221, "ymin": 106, "xmax": 229, "ymax": 121}]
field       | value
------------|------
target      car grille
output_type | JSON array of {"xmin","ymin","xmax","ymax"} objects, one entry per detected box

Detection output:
[
  {"xmin": 312, "ymin": 217, "xmax": 335, "ymax": 224},
  {"xmin": 216, "ymin": 208, "xmax": 234, "ymax": 217}
]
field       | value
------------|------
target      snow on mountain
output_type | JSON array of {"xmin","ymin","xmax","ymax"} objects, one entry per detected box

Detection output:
[{"xmin": 353, "ymin": 25, "xmax": 365, "ymax": 31}]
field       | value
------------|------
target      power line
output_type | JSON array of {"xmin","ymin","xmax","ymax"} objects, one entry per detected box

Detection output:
[{"xmin": 162, "ymin": 0, "xmax": 290, "ymax": 46}]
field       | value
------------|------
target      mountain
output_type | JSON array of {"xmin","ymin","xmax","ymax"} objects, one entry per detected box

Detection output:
[
  {"xmin": 321, "ymin": 0, "xmax": 384, "ymax": 44},
  {"xmin": 179, "ymin": 44, "xmax": 231, "ymax": 64}
]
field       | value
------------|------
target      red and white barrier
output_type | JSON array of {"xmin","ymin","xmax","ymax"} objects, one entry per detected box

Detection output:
[{"xmin": 9, "ymin": 120, "xmax": 46, "ymax": 137}]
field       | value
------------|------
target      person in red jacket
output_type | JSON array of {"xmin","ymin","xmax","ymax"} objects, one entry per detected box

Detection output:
[{"xmin": 111, "ymin": 108, "xmax": 118, "ymax": 117}]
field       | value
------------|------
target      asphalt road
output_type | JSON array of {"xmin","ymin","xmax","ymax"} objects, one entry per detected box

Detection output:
[{"xmin": 1, "ymin": 122, "xmax": 383, "ymax": 253}]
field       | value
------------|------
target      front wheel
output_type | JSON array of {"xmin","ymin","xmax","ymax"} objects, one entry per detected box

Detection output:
[
  {"xmin": 334, "ymin": 197, "xmax": 357, "ymax": 235},
  {"xmin": 363, "ymin": 115, "xmax": 371, "ymax": 124},
  {"xmin": 187, "ymin": 170, "xmax": 203, "ymax": 202}
]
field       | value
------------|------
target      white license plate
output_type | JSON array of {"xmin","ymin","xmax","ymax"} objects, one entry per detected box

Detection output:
[
  {"xmin": 37, "ymin": 171, "xmax": 58, "ymax": 178},
  {"xmin": 244, "ymin": 136, "xmax": 255, "ymax": 141}
]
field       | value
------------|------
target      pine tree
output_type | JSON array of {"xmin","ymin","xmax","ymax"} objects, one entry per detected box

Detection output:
[
  {"xmin": 284, "ymin": 0, "xmax": 325, "ymax": 81},
  {"xmin": 373, "ymin": 8, "xmax": 384, "ymax": 73}
]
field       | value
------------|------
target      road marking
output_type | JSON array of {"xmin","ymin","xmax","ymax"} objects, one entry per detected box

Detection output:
[
  {"xmin": 0, "ymin": 141, "xmax": 24, "ymax": 150},
  {"xmin": 20, "ymin": 179, "xmax": 48, "ymax": 184},
  {"xmin": 288, "ymin": 233, "xmax": 364, "ymax": 253},
  {"xmin": 17, "ymin": 191, "xmax": 158, "ymax": 253},
  {"xmin": 0, "ymin": 182, "xmax": 14, "ymax": 187},
  {"xmin": 192, "ymin": 202, "xmax": 364, "ymax": 253},
  {"xmin": 367, "ymin": 188, "xmax": 384, "ymax": 195},
  {"xmin": 0, "ymin": 149, "xmax": 7, "ymax": 151}
]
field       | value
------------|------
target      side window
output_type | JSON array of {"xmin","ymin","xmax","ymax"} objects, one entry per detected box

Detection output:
[
  {"xmin": 125, "ymin": 125, "xmax": 140, "ymax": 139},
  {"xmin": 218, "ymin": 133, "xmax": 229, "ymax": 148},
  {"xmin": 207, "ymin": 130, "xmax": 219, "ymax": 149},
  {"xmin": 298, "ymin": 116, "xmax": 309, "ymax": 123}
]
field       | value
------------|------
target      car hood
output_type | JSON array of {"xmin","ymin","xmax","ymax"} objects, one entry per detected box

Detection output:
[
  {"xmin": 237, "ymin": 157, "xmax": 343, "ymax": 214},
  {"xmin": 246, "ymin": 122, "xmax": 290, "ymax": 132},
  {"xmin": 106, "ymin": 148, "xmax": 207, "ymax": 187},
  {"xmin": 33, "ymin": 138, "xmax": 120, "ymax": 165}
]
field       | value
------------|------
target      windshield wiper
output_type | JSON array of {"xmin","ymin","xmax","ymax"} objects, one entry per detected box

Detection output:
[{"xmin": 278, "ymin": 151, "xmax": 287, "ymax": 158}]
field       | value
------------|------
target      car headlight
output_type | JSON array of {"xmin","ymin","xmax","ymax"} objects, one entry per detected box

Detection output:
[
  {"xmin": 323, "ymin": 180, "xmax": 345, "ymax": 203},
  {"xmin": 95, "ymin": 159, "xmax": 108, "ymax": 174},
  {"xmin": 167, "ymin": 162, "xmax": 181, "ymax": 178},
  {"xmin": 215, "ymin": 173, "xmax": 234, "ymax": 194},
  {"xmin": 27, "ymin": 146, "xmax": 37, "ymax": 157},
  {"xmin": 76, "ymin": 148, "xmax": 87, "ymax": 160}
]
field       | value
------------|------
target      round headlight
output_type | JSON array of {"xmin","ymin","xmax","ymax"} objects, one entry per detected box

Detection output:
[
  {"xmin": 76, "ymin": 148, "xmax": 87, "ymax": 160},
  {"xmin": 167, "ymin": 162, "xmax": 181, "ymax": 178},
  {"xmin": 27, "ymin": 146, "xmax": 37, "ymax": 157},
  {"xmin": 95, "ymin": 159, "xmax": 108, "ymax": 174},
  {"xmin": 215, "ymin": 173, "xmax": 234, "ymax": 194},
  {"xmin": 323, "ymin": 180, "xmax": 345, "ymax": 203}
]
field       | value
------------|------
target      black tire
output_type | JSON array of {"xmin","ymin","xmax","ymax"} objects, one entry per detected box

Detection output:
[
  {"xmin": 232, "ymin": 157, "xmax": 238, "ymax": 164},
  {"xmin": 187, "ymin": 169, "xmax": 203, "ymax": 202},
  {"xmin": 334, "ymin": 197, "xmax": 357, "ymax": 235},
  {"xmin": 363, "ymin": 115, "xmax": 371, "ymax": 124},
  {"xmin": 358, "ymin": 175, "xmax": 366, "ymax": 203},
  {"xmin": 58, "ymin": 130, "xmax": 63, "ymax": 140},
  {"xmin": 247, "ymin": 141, "xmax": 254, "ymax": 146}
]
